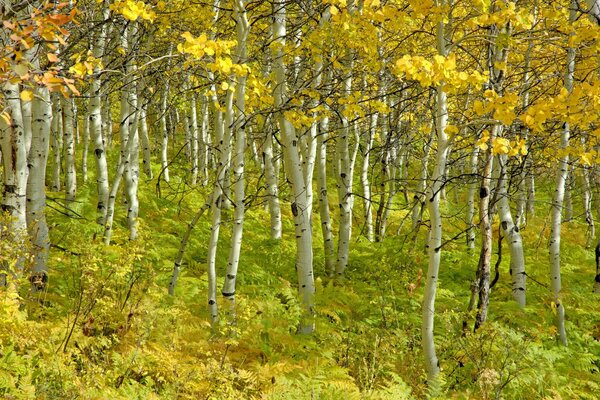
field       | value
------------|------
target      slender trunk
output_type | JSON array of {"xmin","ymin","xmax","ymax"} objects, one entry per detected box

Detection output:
[
  {"xmin": 422, "ymin": 11, "xmax": 449, "ymax": 384},
  {"xmin": 89, "ymin": 2, "xmax": 110, "ymax": 224},
  {"xmin": 190, "ymin": 91, "xmax": 199, "ymax": 185},
  {"xmin": 412, "ymin": 128, "xmax": 433, "ymax": 232},
  {"xmin": 222, "ymin": 0, "xmax": 249, "ymax": 307},
  {"xmin": 62, "ymin": 96, "xmax": 76, "ymax": 203},
  {"xmin": 361, "ymin": 111, "xmax": 375, "ymax": 242},
  {"xmin": 564, "ymin": 166, "xmax": 573, "ymax": 222},
  {"xmin": 51, "ymin": 99, "xmax": 62, "ymax": 192},
  {"xmin": 139, "ymin": 101, "xmax": 153, "ymax": 179},
  {"xmin": 169, "ymin": 199, "xmax": 211, "ymax": 295},
  {"xmin": 263, "ymin": 114, "xmax": 282, "ymax": 239},
  {"xmin": 582, "ymin": 166, "xmax": 594, "ymax": 248},
  {"xmin": 273, "ymin": 0, "xmax": 314, "ymax": 332},
  {"xmin": 474, "ymin": 125, "xmax": 497, "ymax": 330},
  {"xmin": 466, "ymin": 146, "xmax": 480, "ymax": 249},
  {"xmin": 549, "ymin": 1, "xmax": 577, "ymax": 346},
  {"xmin": 497, "ymin": 154, "xmax": 526, "ymax": 307},
  {"xmin": 206, "ymin": 87, "xmax": 232, "ymax": 323},
  {"xmin": 82, "ymin": 109, "xmax": 89, "ymax": 183},
  {"xmin": 335, "ymin": 38, "xmax": 356, "ymax": 278},
  {"xmin": 26, "ymin": 86, "xmax": 52, "ymax": 290}
]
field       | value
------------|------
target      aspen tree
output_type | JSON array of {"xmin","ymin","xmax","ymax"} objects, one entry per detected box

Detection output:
[
  {"xmin": 27, "ymin": 86, "xmax": 52, "ymax": 289},
  {"xmin": 222, "ymin": 0, "xmax": 249, "ymax": 307},
  {"xmin": 273, "ymin": 0, "xmax": 315, "ymax": 332},
  {"xmin": 335, "ymin": 0, "xmax": 357, "ymax": 278},
  {"xmin": 51, "ymin": 98, "xmax": 62, "ymax": 192},
  {"xmin": 89, "ymin": 1, "xmax": 110, "ymax": 224},
  {"xmin": 548, "ymin": 0, "xmax": 578, "ymax": 346},
  {"xmin": 62, "ymin": 96, "xmax": 76, "ymax": 203},
  {"xmin": 422, "ymin": 0, "xmax": 451, "ymax": 384}
]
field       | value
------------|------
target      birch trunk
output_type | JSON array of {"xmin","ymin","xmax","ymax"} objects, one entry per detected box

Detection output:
[
  {"xmin": 548, "ymin": 1, "xmax": 577, "ymax": 345},
  {"xmin": 273, "ymin": 0, "xmax": 314, "ymax": 332},
  {"xmin": 51, "ymin": 99, "xmax": 62, "ymax": 192},
  {"xmin": 582, "ymin": 165, "xmax": 594, "ymax": 248},
  {"xmin": 82, "ymin": 110, "xmax": 89, "ymax": 183},
  {"xmin": 89, "ymin": 2, "xmax": 110, "ymax": 224},
  {"xmin": 412, "ymin": 128, "xmax": 433, "ymax": 232},
  {"xmin": 222, "ymin": 0, "xmax": 249, "ymax": 306},
  {"xmin": 62, "ymin": 96, "xmax": 76, "ymax": 203},
  {"xmin": 139, "ymin": 100, "xmax": 153, "ymax": 179},
  {"xmin": 0, "ymin": 81, "xmax": 28, "ymax": 282},
  {"xmin": 206, "ymin": 89, "xmax": 233, "ymax": 323},
  {"xmin": 564, "ymin": 166, "xmax": 573, "ymax": 223},
  {"xmin": 263, "ymin": 114, "xmax": 282, "ymax": 239},
  {"xmin": 497, "ymin": 153, "xmax": 526, "ymax": 307},
  {"xmin": 335, "ymin": 18, "xmax": 356, "ymax": 277},
  {"xmin": 361, "ymin": 110, "xmax": 375, "ymax": 242},
  {"xmin": 466, "ymin": 146, "xmax": 480, "ymax": 249},
  {"xmin": 189, "ymin": 91, "xmax": 199, "ymax": 185},
  {"xmin": 422, "ymin": 11, "xmax": 449, "ymax": 384},
  {"xmin": 26, "ymin": 86, "xmax": 52, "ymax": 289}
]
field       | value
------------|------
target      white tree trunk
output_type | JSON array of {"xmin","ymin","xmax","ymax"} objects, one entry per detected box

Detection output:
[
  {"xmin": 26, "ymin": 86, "xmax": 52, "ymax": 289},
  {"xmin": 549, "ymin": 2, "xmax": 576, "ymax": 346},
  {"xmin": 466, "ymin": 146, "xmax": 480, "ymax": 249},
  {"xmin": 361, "ymin": 111, "xmax": 375, "ymax": 242},
  {"xmin": 82, "ymin": 109, "xmax": 89, "ymax": 183},
  {"xmin": 497, "ymin": 153, "xmax": 526, "ymax": 307},
  {"xmin": 62, "ymin": 96, "xmax": 76, "ymax": 203},
  {"xmin": 263, "ymin": 114, "xmax": 282, "ymax": 239},
  {"xmin": 335, "ymin": 26, "xmax": 356, "ymax": 278},
  {"xmin": 222, "ymin": 0, "xmax": 249, "ymax": 307},
  {"xmin": 89, "ymin": 3, "xmax": 110, "ymax": 224},
  {"xmin": 582, "ymin": 166, "xmax": 594, "ymax": 248},
  {"xmin": 206, "ymin": 89, "xmax": 233, "ymax": 323},
  {"xmin": 0, "ymin": 81, "xmax": 29, "ymax": 282},
  {"xmin": 51, "ymin": 99, "xmax": 62, "ymax": 192},
  {"xmin": 273, "ymin": 0, "xmax": 314, "ymax": 333},
  {"xmin": 412, "ymin": 128, "xmax": 433, "ymax": 232},
  {"xmin": 422, "ymin": 12, "xmax": 449, "ymax": 385},
  {"xmin": 189, "ymin": 91, "xmax": 199, "ymax": 185},
  {"xmin": 139, "ymin": 100, "xmax": 153, "ymax": 179}
]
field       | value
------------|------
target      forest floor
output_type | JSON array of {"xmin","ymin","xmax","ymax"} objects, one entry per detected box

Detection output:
[{"xmin": 2, "ymin": 169, "xmax": 600, "ymax": 399}]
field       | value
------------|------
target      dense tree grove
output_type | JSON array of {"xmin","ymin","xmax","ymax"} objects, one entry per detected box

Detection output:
[{"xmin": 1, "ymin": 0, "xmax": 600, "ymax": 398}]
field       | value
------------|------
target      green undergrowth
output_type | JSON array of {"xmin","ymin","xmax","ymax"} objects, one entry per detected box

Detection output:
[{"xmin": 1, "ymin": 165, "xmax": 600, "ymax": 399}]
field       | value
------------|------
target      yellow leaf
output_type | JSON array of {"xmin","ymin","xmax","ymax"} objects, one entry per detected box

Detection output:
[
  {"xmin": 20, "ymin": 90, "xmax": 34, "ymax": 102},
  {"xmin": 0, "ymin": 111, "xmax": 11, "ymax": 125},
  {"xmin": 220, "ymin": 81, "xmax": 229, "ymax": 91},
  {"xmin": 47, "ymin": 53, "xmax": 59, "ymax": 63}
]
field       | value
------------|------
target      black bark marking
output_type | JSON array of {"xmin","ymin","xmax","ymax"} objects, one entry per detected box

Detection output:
[
  {"xmin": 291, "ymin": 202, "xmax": 298, "ymax": 216},
  {"xmin": 208, "ymin": 299, "xmax": 216, "ymax": 305},
  {"xmin": 479, "ymin": 187, "xmax": 488, "ymax": 198}
]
